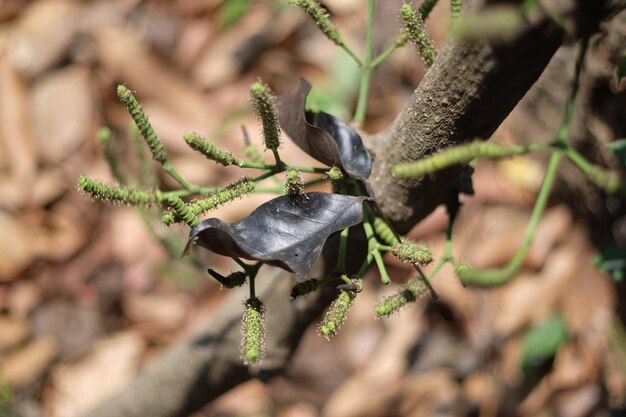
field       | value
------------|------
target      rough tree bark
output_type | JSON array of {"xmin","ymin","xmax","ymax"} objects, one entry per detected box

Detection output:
[
  {"xmin": 370, "ymin": 6, "xmax": 564, "ymax": 231},
  {"xmin": 83, "ymin": 1, "xmax": 624, "ymax": 416}
]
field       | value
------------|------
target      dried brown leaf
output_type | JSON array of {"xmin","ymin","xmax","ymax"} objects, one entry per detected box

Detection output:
[
  {"xmin": 0, "ymin": 315, "xmax": 29, "ymax": 352},
  {"xmin": 49, "ymin": 331, "xmax": 145, "ymax": 417},
  {"xmin": 31, "ymin": 66, "xmax": 96, "ymax": 164},
  {"xmin": 2, "ymin": 336, "xmax": 58, "ymax": 390},
  {"xmin": 5, "ymin": 0, "xmax": 79, "ymax": 78},
  {"xmin": 0, "ymin": 56, "xmax": 36, "ymax": 210}
]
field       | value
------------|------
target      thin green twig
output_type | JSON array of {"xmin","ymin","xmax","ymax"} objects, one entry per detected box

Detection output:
[{"xmin": 353, "ymin": 0, "xmax": 375, "ymax": 123}]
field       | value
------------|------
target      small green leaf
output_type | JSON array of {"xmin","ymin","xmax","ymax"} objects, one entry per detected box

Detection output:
[{"xmin": 521, "ymin": 314, "xmax": 568, "ymax": 374}]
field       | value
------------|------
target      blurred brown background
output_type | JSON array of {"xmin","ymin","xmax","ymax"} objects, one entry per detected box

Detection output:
[{"xmin": 1, "ymin": 1, "xmax": 625, "ymax": 416}]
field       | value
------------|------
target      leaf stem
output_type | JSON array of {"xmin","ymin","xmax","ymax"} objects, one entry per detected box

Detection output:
[
  {"xmin": 510, "ymin": 151, "xmax": 563, "ymax": 267},
  {"xmin": 341, "ymin": 44, "xmax": 364, "ymax": 68},
  {"xmin": 555, "ymin": 37, "xmax": 588, "ymax": 147},
  {"xmin": 163, "ymin": 161, "xmax": 196, "ymax": 191},
  {"xmin": 361, "ymin": 203, "xmax": 392, "ymax": 284},
  {"xmin": 337, "ymin": 227, "xmax": 350, "ymax": 273},
  {"xmin": 159, "ymin": 187, "xmax": 218, "ymax": 200},
  {"xmin": 353, "ymin": 0, "xmax": 375, "ymax": 124},
  {"xmin": 236, "ymin": 159, "xmax": 327, "ymax": 174},
  {"xmin": 459, "ymin": 150, "xmax": 563, "ymax": 286},
  {"xmin": 371, "ymin": 33, "xmax": 408, "ymax": 69},
  {"xmin": 249, "ymin": 273, "xmax": 256, "ymax": 299}
]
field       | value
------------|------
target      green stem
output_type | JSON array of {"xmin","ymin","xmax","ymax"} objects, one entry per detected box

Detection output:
[
  {"xmin": 341, "ymin": 44, "xmax": 364, "ymax": 67},
  {"xmin": 234, "ymin": 258, "xmax": 249, "ymax": 270},
  {"xmin": 459, "ymin": 150, "xmax": 563, "ymax": 286},
  {"xmin": 427, "ymin": 208, "xmax": 457, "ymax": 279},
  {"xmin": 426, "ymin": 258, "xmax": 447, "ymax": 279},
  {"xmin": 353, "ymin": 0, "xmax": 375, "ymax": 123},
  {"xmin": 337, "ymin": 228, "xmax": 350, "ymax": 273},
  {"xmin": 373, "ymin": 250, "xmax": 391, "ymax": 284},
  {"xmin": 509, "ymin": 152, "xmax": 562, "ymax": 266},
  {"xmin": 235, "ymin": 159, "xmax": 270, "ymax": 169},
  {"xmin": 564, "ymin": 147, "xmax": 592, "ymax": 172},
  {"xmin": 362, "ymin": 202, "xmax": 392, "ymax": 284},
  {"xmin": 271, "ymin": 149, "xmax": 284, "ymax": 167},
  {"xmin": 163, "ymin": 161, "xmax": 196, "ymax": 191},
  {"xmin": 251, "ymin": 171, "xmax": 280, "ymax": 183},
  {"xmin": 253, "ymin": 187, "xmax": 284, "ymax": 194},
  {"xmin": 236, "ymin": 159, "xmax": 327, "ymax": 174},
  {"xmin": 371, "ymin": 36, "xmax": 406, "ymax": 69},
  {"xmin": 555, "ymin": 37, "xmax": 588, "ymax": 146},
  {"xmin": 303, "ymin": 177, "xmax": 328, "ymax": 188},
  {"xmin": 159, "ymin": 187, "xmax": 218, "ymax": 200}
]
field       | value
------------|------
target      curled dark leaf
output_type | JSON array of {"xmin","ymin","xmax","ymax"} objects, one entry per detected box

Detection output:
[
  {"xmin": 277, "ymin": 79, "xmax": 373, "ymax": 194},
  {"xmin": 186, "ymin": 192, "xmax": 368, "ymax": 277}
]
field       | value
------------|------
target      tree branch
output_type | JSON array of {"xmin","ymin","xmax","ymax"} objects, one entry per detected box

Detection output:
[
  {"xmin": 370, "ymin": 3, "xmax": 565, "ymax": 231},
  {"xmin": 83, "ymin": 2, "xmax": 626, "ymax": 416},
  {"xmin": 83, "ymin": 267, "xmax": 336, "ymax": 417}
]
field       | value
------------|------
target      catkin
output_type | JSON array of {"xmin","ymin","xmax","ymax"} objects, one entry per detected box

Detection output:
[
  {"xmin": 400, "ymin": 3, "xmax": 437, "ymax": 67},
  {"xmin": 78, "ymin": 176, "xmax": 156, "ymax": 206},
  {"xmin": 117, "ymin": 85, "xmax": 167, "ymax": 163},
  {"xmin": 319, "ymin": 290, "xmax": 356, "ymax": 339},
  {"xmin": 184, "ymin": 132, "xmax": 235, "ymax": 166},
  {"xmin": 250, "ymin": 82, "xmax": 281, "ymax": 152},
  {"xmin": 242, "ymin": 297, "xmax": 265, "ymax": 364},
  {"xmin": 375, "ymin": 277, "xmax": 427, "ymax": 317}
]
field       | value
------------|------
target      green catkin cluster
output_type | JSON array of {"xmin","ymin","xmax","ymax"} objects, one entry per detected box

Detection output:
[
  {"xmin": 207, "ymin": 269, "xmax": 247, "ymax": 288},
  {"xmin": 98, "ymin": 127, "xmax": 126, "ymax": 184},
  {"xmin": 78, "ymin": 175, "xmax": 156, "ymax": 206},
  {"xmin": 393, "ymin": 141, "xmax": 528, "ymax": 178},
  {"xmin": 250, "ymin": 82, "xmax": 281, "ymax": 152},
  {"xmin": 285, "ymin": 170, "xmax": 304, "ymax": 195},
  {"xmin": 162, "ymin": 178, "xmax": 255, "ymax": 225},
  {"xmin": 419, "ymin": 0, "xmax": 440, "ymax": 19},
  {"xmin": 326, "ymin": 166, "xmax": 346, "ymax": 193},
  {"xmin": 290, "ymin": 278, "xmax": 320, "ymax": 300},
  {"xmin": 373, "ymin": 217, "xmax": 400, "ymax": 245},
  {"xmin": 375, "ymin": 277, "xmax": 428, "ymax": 317},
  {"xmin": 391, "ymin": 240, "xmax": 433, "ymax": 265},
  {"xmin": 242, "ymin": 297, "xmax": 265, "ymax": 364},
  {"xmin": 400, "ymin": 3, "xmax": 437, "ymax": 67},
  {"xmin": 319, "ymin": 290, "xmax": 356, "ymax": 339},
  {"xmin": 166, "ymin": 195, "xmax": 200, "ymax": 227},
  {"xmin": 450, "ymin": 0, "xmax": 462, "ymax": 23},
  {"xmin": 183, "ymin": 132, "xmax": 235, "ymax": 166},
  {"xmin": 117, "ymin": 85, "xmax": 167, "ymax": 163},
  {"xmin": 290, "ymin": 0, "xmax": 343, "ymax": 46}
]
